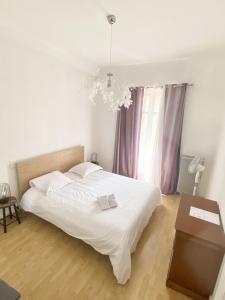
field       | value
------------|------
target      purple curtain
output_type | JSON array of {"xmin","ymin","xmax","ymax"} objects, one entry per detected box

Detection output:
[
  {"xmin": 113, "ymin": 87, "xmax": 144, "ymax": 178},
  {"xmin": 161, "ymin": 84, "xmax": 187, "ymax": 194}
]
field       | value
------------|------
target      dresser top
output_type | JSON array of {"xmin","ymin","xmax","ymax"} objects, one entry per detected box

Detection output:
[{"xmin": 176, "ymin": 194, "xmax": 225, "ymax": 249}]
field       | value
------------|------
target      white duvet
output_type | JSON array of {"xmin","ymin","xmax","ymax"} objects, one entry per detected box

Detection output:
[{"xmin": 21, "ymin": 170, "xmax": 160, "ymax": 284}]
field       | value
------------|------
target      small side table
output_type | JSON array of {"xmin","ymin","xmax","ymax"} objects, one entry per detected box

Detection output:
[{"xmin": 0, "ymin": 197, "xmax": 21, "ymax": 233}]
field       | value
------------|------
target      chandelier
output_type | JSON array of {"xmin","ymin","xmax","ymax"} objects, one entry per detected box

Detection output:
[{"xmin": 90, "ymin": 15, "xmax": 132, "ymax": 111}]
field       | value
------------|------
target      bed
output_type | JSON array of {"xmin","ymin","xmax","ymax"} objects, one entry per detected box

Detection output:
[{"xmin": 16, "ymin": 146, "xmax": 161, "ymax": 284}]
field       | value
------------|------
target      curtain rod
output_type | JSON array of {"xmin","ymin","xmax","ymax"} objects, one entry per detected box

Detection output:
[{"xmin": 144, "ymin": 83, "xmax": 193, "ymax": 88}]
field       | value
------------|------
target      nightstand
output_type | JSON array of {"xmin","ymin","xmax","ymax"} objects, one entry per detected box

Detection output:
[{"xmin": 0, "ymin": 196, "xmax": 21, "ymax": 233}]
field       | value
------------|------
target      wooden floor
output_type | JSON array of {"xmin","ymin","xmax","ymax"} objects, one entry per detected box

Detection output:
[{"xmin": 0, "ymin": 195, "xmax": 192, "ymax": 300}]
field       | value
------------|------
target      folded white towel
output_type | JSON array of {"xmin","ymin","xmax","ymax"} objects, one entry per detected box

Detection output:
[{"xmin": 97, "ymin": 194, "xmax": 118, "ymax": 210}]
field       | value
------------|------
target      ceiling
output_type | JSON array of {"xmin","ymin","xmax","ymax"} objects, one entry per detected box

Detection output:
[{"xmin": 0, "ymin": 0, "xmax": 225, "ymax": 72}]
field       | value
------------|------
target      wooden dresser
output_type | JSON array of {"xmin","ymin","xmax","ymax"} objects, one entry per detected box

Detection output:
[{"xmin": 166, "ymin": 194, "xmax": 225, "ymax": 300}]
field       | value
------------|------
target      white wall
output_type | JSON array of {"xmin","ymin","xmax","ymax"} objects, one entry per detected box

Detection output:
[
  {"xmin": 208, "ymin": 117, "xmax": 225, "ymax": 227},
  {"xmin": 0, "ymin": 38, "xmax": 95, "ymax": 197},
  {"xmin": 208, "ymin": 117, "xmax": 225, "ymax": 300},
  {"xmin": 93, "ymin": 51, "xmax": 225, "ymax": 197}
]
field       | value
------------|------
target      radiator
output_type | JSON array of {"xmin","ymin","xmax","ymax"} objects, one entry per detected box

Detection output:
[{"xmin": 177, "ymin": 155, "xmax": 195, "ymax": 194}]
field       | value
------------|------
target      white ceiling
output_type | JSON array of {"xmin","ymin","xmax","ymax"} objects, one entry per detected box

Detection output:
[{"xmin": 0, "ymin": 0, "xmax": 225, "ymax": 72}]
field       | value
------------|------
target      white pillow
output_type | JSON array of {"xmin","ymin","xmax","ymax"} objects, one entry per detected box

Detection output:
[
  {"xmin": 29, "ymin": 171, "xmax": 73, "ymax": 193},
  {"xmin": 69, "ymin": 162, "xmax": 102, "ymax": 177}
]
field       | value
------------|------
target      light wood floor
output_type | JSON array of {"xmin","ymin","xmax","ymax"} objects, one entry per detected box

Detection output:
[{"xmin": 0, "ymin": 195, "xmax": 192, "ymax": 300}]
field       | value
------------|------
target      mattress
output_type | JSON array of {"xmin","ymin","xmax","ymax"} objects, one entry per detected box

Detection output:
[{"xmin": 21, "ymin": 170, "xmax": 161, "ymax": 284}]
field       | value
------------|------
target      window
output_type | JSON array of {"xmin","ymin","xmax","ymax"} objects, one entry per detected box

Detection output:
[{"xmin": 138, "ymin": 87, "xmax": 164, "ymax": 183}]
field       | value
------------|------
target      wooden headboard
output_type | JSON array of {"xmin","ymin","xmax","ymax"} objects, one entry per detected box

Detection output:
[{"xmin": 16, "ymin": 145, "xmax": 84, "ymax": 198}]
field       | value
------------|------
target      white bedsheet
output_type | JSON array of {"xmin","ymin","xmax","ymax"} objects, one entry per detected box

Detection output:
[{"xmin": 21, "ymin": 170, "xmax": 161, "ymax": 284}]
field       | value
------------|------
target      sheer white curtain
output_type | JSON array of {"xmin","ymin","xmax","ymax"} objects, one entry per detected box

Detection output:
[{"xmin": 138, "ymin": 87, "xmax": 165, "ymax": 187}]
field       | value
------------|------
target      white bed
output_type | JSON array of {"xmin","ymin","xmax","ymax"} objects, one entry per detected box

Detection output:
[{"xmin": 21, "ymin": 169, "xmax": 160, "ymax": 284}]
